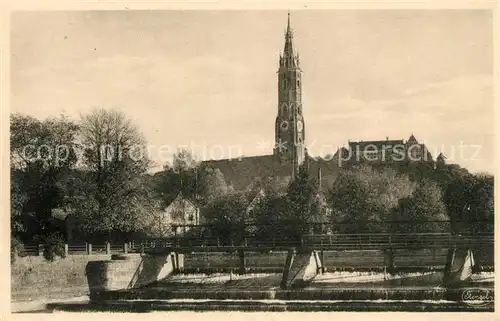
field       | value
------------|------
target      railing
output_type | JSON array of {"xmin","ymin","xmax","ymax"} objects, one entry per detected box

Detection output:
[
  {"xmin": 14, "ymin": 242, "xmax": 131, "ymax": 258},
  {"xmin": 67, "ymin": 244, "xmax": 88, "ymax": 255},
  {"xmin": 301, "ymin": 233, "xmax": 494, "ymax": 249},
  {"xmin": 136, "ymin": 232, "xmax": 494, "ymax": 251},
  {"xmin": 13, "ymin": 232, "xmax": 494, "ymax": 258}
]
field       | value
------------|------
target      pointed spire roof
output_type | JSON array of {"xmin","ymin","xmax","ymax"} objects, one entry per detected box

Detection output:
[
  {"xmin": 283, "ymin": 12, "xmax": 295, "ymax": 58},
  {"xmin": 437, "ymin": 152, "xmax": 447, "ymax": 160},
  {"xmin": 287, "ymin": 11, "xmax": 291, "ymax": 33},
  {"xmin": 407, "ymin": 133, "xmax": 418, "ymax": 144}
]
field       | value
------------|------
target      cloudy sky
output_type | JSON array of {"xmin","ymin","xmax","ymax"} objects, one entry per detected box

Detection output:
[{"xmin": 11, "ymin": 10, "xmax": 493, "ymax": 173}]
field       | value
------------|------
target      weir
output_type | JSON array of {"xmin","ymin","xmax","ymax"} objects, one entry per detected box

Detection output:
[
  {"xmin": 86, "ymin": 244, "xmax": 484, "ymax": 298},
  {"xmin": 84, "ymin": 231, "xmax": 493, "ymax": 299}
]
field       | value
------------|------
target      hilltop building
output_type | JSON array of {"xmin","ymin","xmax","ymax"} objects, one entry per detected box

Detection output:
[{"xmin": 341, "ymin": 134, "xmax": 434, "ymax": 165}]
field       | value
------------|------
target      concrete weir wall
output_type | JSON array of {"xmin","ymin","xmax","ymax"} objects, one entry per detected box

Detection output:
[
  {"xmin": 282, "ymin": 250, "xmax": 323, "ymax": 289},
  {"xmin": 12, "ymin": 254, "xmax": 111, "ymax": 301},
  {"xmin": 86, "ymin": 253, "xmax": 174, "ymax": 294}
]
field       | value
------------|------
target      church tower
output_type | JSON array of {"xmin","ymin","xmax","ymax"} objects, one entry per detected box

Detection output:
[{"xmin": 274, "ymin": 13, "xmax": 306, "ymax": 175}]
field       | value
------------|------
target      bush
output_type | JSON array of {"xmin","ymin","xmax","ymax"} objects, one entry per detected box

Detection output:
[
  {"xmin": 11, "ymin": 236, "xmax": 23, "ymax": 264},
  {"xmin": 42, "ymin": 233, "xmax": 66, "ymax": 262}
]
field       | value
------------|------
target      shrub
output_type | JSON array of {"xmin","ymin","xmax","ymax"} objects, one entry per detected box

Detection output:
[
  {"xmin": 42, "ymin": 233, "xmax": 66, "ymax": 262},
  {"xmin": 11, "ymin": 236, "xmax": 23, "ymax": 264}
]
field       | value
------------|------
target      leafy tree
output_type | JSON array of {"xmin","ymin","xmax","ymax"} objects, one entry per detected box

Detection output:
[
  {"xmin": 151, "ymin": 149, "xmax": 202, "ymax": 207},
  {"xmin": 172, "ymin": 148, "xmax": 199, "ymax": 173},
  {"xmin": 328, "ymin": 165, "xmax": 415, "ymax": 233},
  {"xmin": 246, "ymin": 175, "xmax": 290, "ymax": 196},
  {"xmin": 10, "ymin": 113, "xmax": 79, "ymax": 242},
  {"xmin": 284, "ymin": 164, "xmax": 327, "ymax": 239},
  {"xmin": 201, "ymin": 193, "xmax": 247, "ymax": 245},
  {"xmin": 10, "ymin": 170, "xmax": 28, "ymax": 238},
  {"xmin": 392, "ymin": 179, "xmax": 449, "ymax": 233},
  {"xmin": 198, "ymin": 167, "xmax": 232, "ymax": 203},
  {"xmin": 470, "ymin": 174, "xmax": 494, "ymax": 233},
  {"xmin": 431, "ymin": 163, "xmax": 471, "ymax": 188},
  {"xmin": 443, "ymin": 172, "xmax": 493, "ymax": 232},
  {"xmin": 77, "ymin": 108, "xmax": 154, "ymax": 242},
  {"xmin": 247, "ymin": 190, "xmax": 288, "ymax": 240}
]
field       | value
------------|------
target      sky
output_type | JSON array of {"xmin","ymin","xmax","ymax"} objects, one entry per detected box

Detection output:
[{"xmin": 11, "ymin": 10, "xmax": 494, "ymax": 173}]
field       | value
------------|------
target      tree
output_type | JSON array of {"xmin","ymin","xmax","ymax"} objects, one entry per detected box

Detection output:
[
  {"xmin": 392, "ymin": 179, "xmax": 449, "ymax": 233},
  {"xmin": 77, "ymin": 108, "xmax": 154, "ymax": 241},
  {"xmin": 328, "ymin": 165, "xmax": 416, "ymax": 233},
  {"xmin": 201, "ymin": 192, "xmax": 247, "ymax": 245},
  {"xmin": 247, "ymin": 190, "xmax": 288, "ymax": 239},
  {"xmin": 470, "ymin": 174, "xmax": 494, "ymax": 233},
  {"xmin": 10, "ymin": 169, "xmax": 28, "ymax": 238},
  {"xmin": 443, "ymin": 172, "xmax": 493, "ymax": 233},
  {"xmin": 198, "ymin": 167, "xmax": 232, "ymax": 203},
  {"xmin": 283, "ymin": 164, "xmax": 327, "ymax": 240},
  {"xmin": 151, "ymin": 149, "xmax": 201, "ymax": 207},
  {"xmin": 172, "ymin": 148, "xmax": 199, "ymax": 173},
  {"xmin": 246, "ymin": 175, "xmax": 290, "ymax": 196},
  {"xmin": 10, "ymin": 113, "xmax": 79, "ymax": 242}
]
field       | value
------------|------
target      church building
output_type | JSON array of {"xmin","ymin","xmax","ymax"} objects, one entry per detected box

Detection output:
[{"xmin": 200, "ymin": 14, "xmax": 436, "ymax": 192}]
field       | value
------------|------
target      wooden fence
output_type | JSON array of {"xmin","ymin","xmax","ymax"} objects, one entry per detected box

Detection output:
[{"xmin": 15, "ymin": 242, "xmax": 137, "ymax": 257}]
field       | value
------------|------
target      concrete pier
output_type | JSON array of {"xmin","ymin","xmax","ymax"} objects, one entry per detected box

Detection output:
[
  {"xmin": 86, "ymin": 253, "xmax": 175, "ymax": 299},
  {"xmin": 281, "ymin": 249, "xmax": 322, "ymax": 289}
]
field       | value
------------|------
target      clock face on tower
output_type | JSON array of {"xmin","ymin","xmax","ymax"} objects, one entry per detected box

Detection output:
[
  {"xmin": 297, "ymin": 120, "xmax": 303, "ymax": 132},
  {"xmin": 281, "ymin": 121, "xmax": 289, "ymax": 131}
]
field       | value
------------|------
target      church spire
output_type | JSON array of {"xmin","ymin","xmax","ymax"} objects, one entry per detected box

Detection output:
[
  {"xmin": 286, "ymin": 11, "xmax": 292, "ymax": 35},
  {"xmin": 275, "ymin": 12, "xmax": 305, "ymax": 175},
  {"xmin": 282, "ymin": 12, "xmax": 299, "ymax": 68}
]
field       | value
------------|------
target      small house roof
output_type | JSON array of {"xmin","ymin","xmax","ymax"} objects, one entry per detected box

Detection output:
[
  {"xmin": 165, "ymin": 191, "xmax": 200, "ymax": 209},
  {"xmin": 437, "ymin": 152, "xmax": 447, "ymax": 160}
]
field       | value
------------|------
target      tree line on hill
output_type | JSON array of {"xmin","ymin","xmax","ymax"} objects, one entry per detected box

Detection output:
[
  {"xmin": 11, "ymin": 110, "xmax": 493, "ymax": 261},
  {"xmin": 186, "ymin": 162, "xmax": 493, "ymax": 243}
]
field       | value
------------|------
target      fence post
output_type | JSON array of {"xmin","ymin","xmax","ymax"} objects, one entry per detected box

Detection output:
[
  {"xmin": 88, "ymin": 243, "xmax": 93, "ymax": 255},
  {"xmin": 238, "ymin": 250, "xmax": 246, "ymax": 275},
  {"xmin": 320, "ymin": 250, "xmax": 325, "ymax": 273},
  {"xmin": 124, "ymin": 243, "xmax": 128, "ymax": 254},
  {"xmin": 38, "ymin": 244, "xmax": 43, "ymax": 256},
  {"xmin": 106, "ymin": 242, "xmax": 111, "ymax": 255},
  {"xmin": 64, "ymin": 244, "xmax": 69, "ymax": 257}
]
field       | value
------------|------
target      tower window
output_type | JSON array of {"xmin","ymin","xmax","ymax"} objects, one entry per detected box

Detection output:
[
  {"xmin": 283, "ymin": 79, "xmax": 288, "ymax": 90},
  {"xmin": 297, "ymin": 79, "xmax": 300, "ymax": 88}
]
